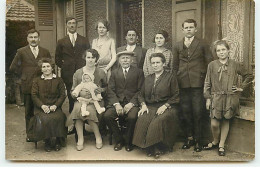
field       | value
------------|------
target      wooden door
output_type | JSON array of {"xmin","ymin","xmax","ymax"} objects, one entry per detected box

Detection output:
[
  {"xmin": 172, "ymin": 0, "xmax": 202, "ymax": 43},
  {"xmin": 35, "ymin": 0, "xmax": 56, "ymax": 58}
]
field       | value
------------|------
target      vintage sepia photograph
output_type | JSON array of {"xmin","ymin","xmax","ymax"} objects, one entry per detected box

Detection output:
[{"xmin": 4, "ymin": 0, "xmax": 255, "ymax": 162}]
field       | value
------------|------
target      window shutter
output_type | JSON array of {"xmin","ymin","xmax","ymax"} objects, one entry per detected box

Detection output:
[
  {"xmin": 74, "ymin": 0, "xmax": 86, "ymax": 36},
  {"xmin": 35, "ymin": 0, "xmax": 56, "ymax": 57}
]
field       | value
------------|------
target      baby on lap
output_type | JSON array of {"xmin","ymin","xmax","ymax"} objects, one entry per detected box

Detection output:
[{"xmin": 71, "ymin": 73, "xmax": 105, "ymax": 116}]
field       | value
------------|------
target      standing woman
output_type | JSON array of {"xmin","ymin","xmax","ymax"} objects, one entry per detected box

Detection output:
[
  {"xmin": 143, "ymin": 30, "xmax": 173, "ymax": 77},
  {"xmin": 132, "ymin": 53, "xmax": 180, "ymax": 159},
  {"xmin": 203, "ymin": 40, "xmax": 252, "ymax": 156},
  {"xmin": 29, "ymin": 58, "xmax": 67, "ymax": 152},
  {"xmin": 92, "ymin": 19, "xmax": 116, "ymax": 80},
  {"xmin": 69, "ymin": 49, "xmax": 107, "ymax": 151}
]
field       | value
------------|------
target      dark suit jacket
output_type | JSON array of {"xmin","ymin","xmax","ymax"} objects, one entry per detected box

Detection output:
[
  {"xmin": 172, "ymin": 37, "xmax": 213, "ymax": 88},
  {"xmin": 55, "ymin": 34, "xmax": 90, "ymax": 84},
  {"xmin": 114, "ymin": 45, "xmax": 147, "ymax": 70},
  {"xmin": 9, "ymin": 45, "xmax": 51, "ymax": 94},
  {"xmin": 107, "ymin": 65, "xmax": 144, "ymax": 107}
]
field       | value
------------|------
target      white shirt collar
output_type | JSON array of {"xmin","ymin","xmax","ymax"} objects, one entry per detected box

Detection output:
[
  {"xmin": 68, "ymin": 32, "xmax": 77, "ymax": 41},
  {"xmin": 122, "ymin": 66, "xmax": 130, "ymax": 72},
  {"xmin": 41, "ymin": 74, "xmax": 57, "ymax": 80},
  {"xmin": 29, "ymin": 45, "xmax": 39, "ymax": 51},
  {"xmin": 126, "ymin": 44, "xmax": 136, "ymax": 52},
  {"xmin": 185, "ymin": 36, "xmax": 195, "ymax": 42}
]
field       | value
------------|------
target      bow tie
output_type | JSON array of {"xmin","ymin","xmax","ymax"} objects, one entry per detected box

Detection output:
[{"xmin": 218, "ymin": 63, "xmax": 228, "ymax": 81}]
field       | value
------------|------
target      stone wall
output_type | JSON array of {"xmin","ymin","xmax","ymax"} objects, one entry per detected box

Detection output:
[
  {"xmin": 143, "ymin": 0, "xmax": 172, "ymax": 49},
  {"xmin": 86, "ymin": 0, "xmax": 107, "ymax": 44}
]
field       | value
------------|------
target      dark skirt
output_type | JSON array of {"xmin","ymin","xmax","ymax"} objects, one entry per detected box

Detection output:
[
  {"xmin": 27, "ymin": 109, "xmax": 67, "ymax": 141},
  {"xmin": 68, "ymin": 101, "xmax": 99, "ymax": 123},
  {"xmin": 132, "ymin": 105, "xmax": 179, "ymax": 149}
]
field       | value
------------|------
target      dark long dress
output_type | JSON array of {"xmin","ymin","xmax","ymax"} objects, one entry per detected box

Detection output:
[
  {"xmin": 132, "ymin": 71, "xmax": 180, "ymax": 148},
  {"xmin": 68, "ymin": 67, "xmax": 107, "ymax": 123},
  {"xmin": 28, "ymin": 75, "xmax": 67, "ymax": 141}
]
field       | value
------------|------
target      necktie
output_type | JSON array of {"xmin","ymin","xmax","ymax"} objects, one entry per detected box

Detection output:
[
  {"xmin": 32, "ymin": 47, "xmax": 37, "ymax": 58},
  {"xmin": 124, "ymin": 69, "xmax": 128, "ymax": 79},
  {"xmin": 71, "ymin": 34, "xmax": 75, "ymax": 47},
  {"xmin": 218, "ymin": 63, "xmax": 228, "ymax": 81}
]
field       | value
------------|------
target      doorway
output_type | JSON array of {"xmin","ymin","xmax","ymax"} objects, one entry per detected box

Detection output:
[{"xmin": 117, "ymin": 0, "xmax": 142, "ymax": 47}]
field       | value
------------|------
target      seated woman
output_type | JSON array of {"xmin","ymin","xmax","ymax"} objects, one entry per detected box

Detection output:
[
  {"xmin": 91, "ymin": 19, "xmax": 117, "ymax": 80},
  {"xmin": 143, "ymin": 30, "xmax": 173, "ymax": 77},
  {"xmin": 29, "ymin": 58, "xmax": 67, "ymax": 152},
  {"xmin": 68, "ymin": 49, "xmax": 107, "ymax": 151},
  {"xmin": 132, "ymin": 53, "xmax": 180, "ymax": 159},
  {"xmin": 71, "ymin": 73, "xmax": 105, "ymax": 116}
]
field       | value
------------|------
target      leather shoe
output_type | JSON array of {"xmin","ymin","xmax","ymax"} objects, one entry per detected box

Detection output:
[
  {"xmin": 146, "ymin": 149, "xmax": 154, "ymax": 157},
  {"xmin": 218, "ymin": 147, "xmax": 225, "ymax": 156},
  {"xmin": 44, "ymin": 139, "xmax": 52, "ymax": 152},
  {"xmin": 67, "ymin": 127, "xmax": 76, "ymax": 135},
  {"xmin": 203, "ymin": 142, "xmax": 218, "ymax": 150},
  {"xmin": 194, "ymin": 142, "xmax": 202, "ymax": 152},
  {"xmin": 44, "ymin": 144, "xmax": 51, "ymax": 152},
  {"xmin": 154, "ymin": 151, "xmax": 161, "ymax": 159},
  {"xmin": 182, "ymin": 139, "xmax": 194, "ymax": 149},
  {"xmin": 55, "ymin": 144, "xmax": 61, "ymax": 151},
  {"xmin": 26, "ymin": 137, "xmax": 33, "ymax": 142},
  {"xmin": 125, "ymin": 144, "xmax": 133, "ymax": 152},
  {"xmin": 114, "ymin": 142, "xmax": 124, "ymax": 151}
]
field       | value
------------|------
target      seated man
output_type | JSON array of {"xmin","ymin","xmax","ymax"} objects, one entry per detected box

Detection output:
[{"xmin": 104, "ymin": 51, "xmax": 144, "ymax": 152}]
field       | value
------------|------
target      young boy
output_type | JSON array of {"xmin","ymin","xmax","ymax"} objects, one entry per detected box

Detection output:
[{"xmin": 172, "ymin": 19, "xmax": 213, "ymax": 152}]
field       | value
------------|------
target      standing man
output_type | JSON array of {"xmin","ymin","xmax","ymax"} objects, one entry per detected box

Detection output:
[
  {"xmin": 115, "ymin": 29, "xmax": 147, "ymax": 70},
  {"xmin": 172, "ymin": 19, "xmax": 213, "ymax": 152},
  {"xmin": 10, "ymin": 29, "xmax": 51, "ymax": 142},
  {"xmin": 55, "ymin": 17, "xmax": 90, "ymax": 114},
  {"xmin": 104, "ymin": 51, "xmax": 144, "ymax": 152}
]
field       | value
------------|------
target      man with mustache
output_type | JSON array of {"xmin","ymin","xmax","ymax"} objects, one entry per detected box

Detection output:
[
  {"xmin": 172, "ymin": 19, "xmax": 213, "ymax": 152},
  {"xmin": 114, "ymin": 29, "xmax": 147, "ymax": 70},
  {"xmin": 10, "ymin": 29, "xmax": 51, "ymax": 142},
  {"xmin": 104, "ymin": 51, "xmax": 144, "ymax": 152}
]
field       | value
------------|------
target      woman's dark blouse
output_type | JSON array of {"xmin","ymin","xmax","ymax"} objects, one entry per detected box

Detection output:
[
  {"xmin": 31, "ymin": 76, "xmax": 66, "ymax": 113},
  {"xmin": 139, "ymin": 71, "xmax": 180, "ymax": 106}
]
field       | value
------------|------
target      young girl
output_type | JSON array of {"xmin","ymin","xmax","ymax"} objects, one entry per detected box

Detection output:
[
  {"xmin": 203, "ymin": 40, "xmax": 252, "ymax": 156},
  {"xmin": 71, "ymin": 73, "xmax": 106, "ymax": 116}
]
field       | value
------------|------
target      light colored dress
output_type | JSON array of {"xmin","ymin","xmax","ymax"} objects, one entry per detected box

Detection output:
[
  {"xmin": 143, "ymin": 47, "xmax": 173, "ymax": 77},
  {"xmin": 92, "ymin": 37, "xmax": 115, "ymax": 79}
]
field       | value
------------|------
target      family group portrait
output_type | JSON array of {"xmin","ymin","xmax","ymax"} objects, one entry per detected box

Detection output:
[{"xmin": 4, "ymin": 0, "xmax": 256, "ymax": 162}]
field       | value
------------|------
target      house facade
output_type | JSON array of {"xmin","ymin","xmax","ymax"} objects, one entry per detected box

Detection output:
[{"xmin": 33, "ymin": 0, "xmax": 255, "ymax": 154}]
